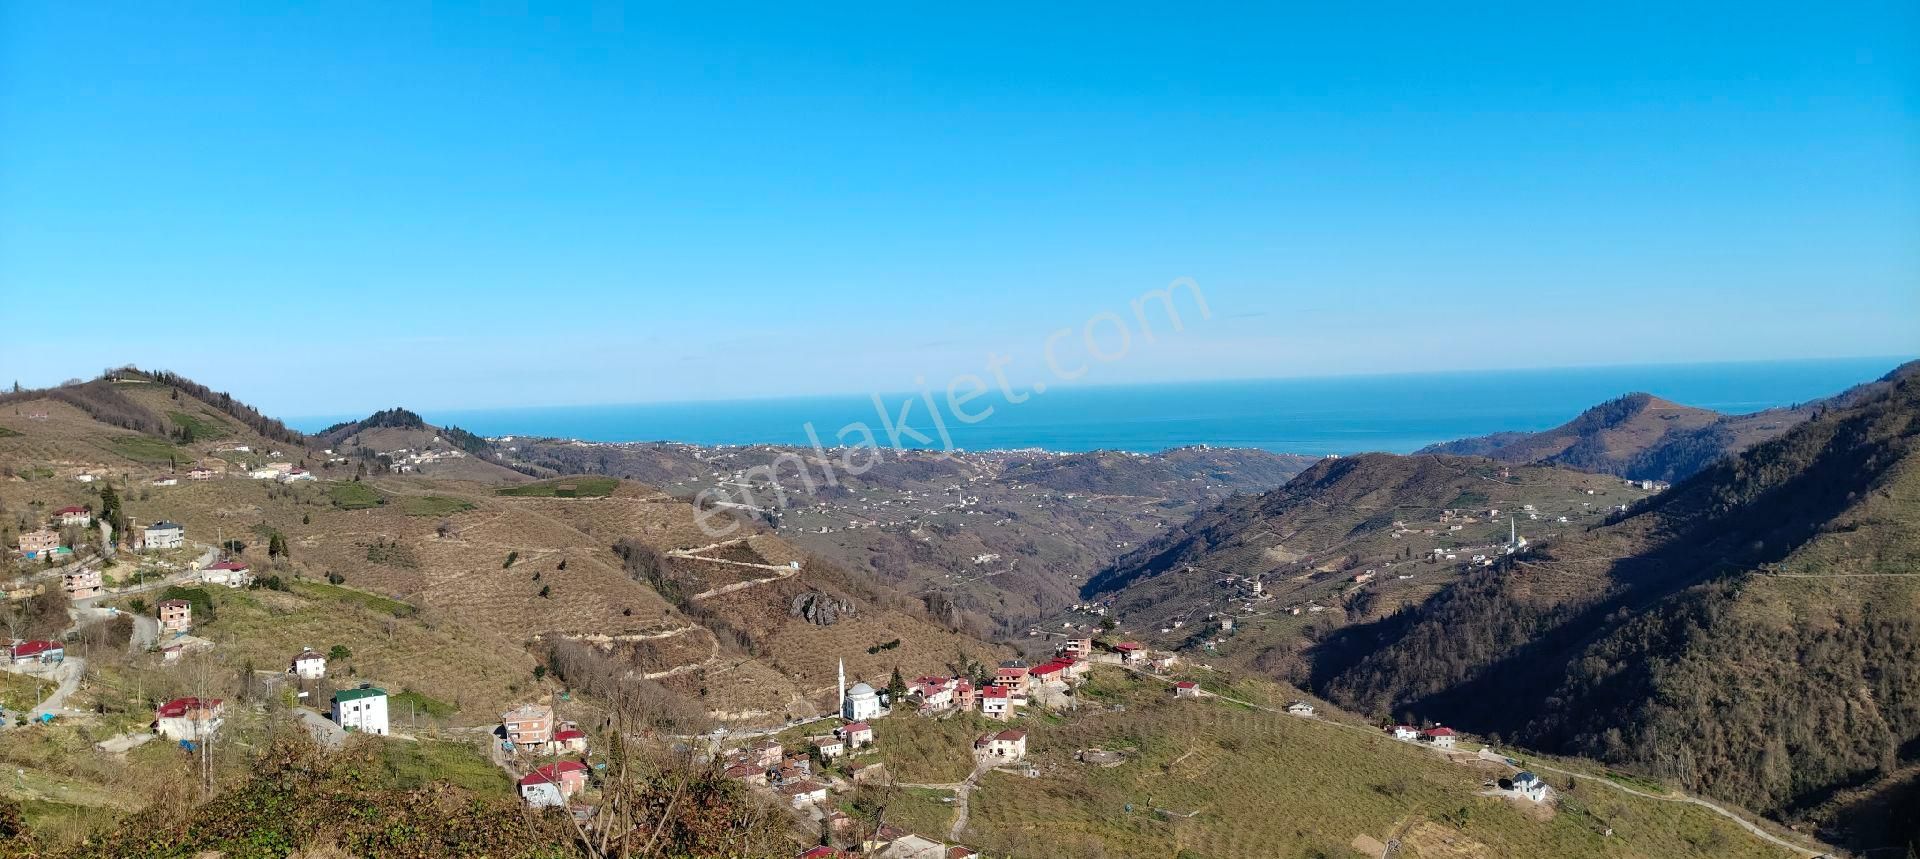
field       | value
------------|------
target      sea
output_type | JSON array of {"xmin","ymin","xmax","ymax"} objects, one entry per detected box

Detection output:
[{"xmin": 291, "ymin": 357, "xmax": 1908, "ymax": 457}]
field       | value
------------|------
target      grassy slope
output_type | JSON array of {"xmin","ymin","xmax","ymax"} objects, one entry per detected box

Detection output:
[{"xmin": 958, "ymin": 668, "xmax": 1803, "ymax": 859}]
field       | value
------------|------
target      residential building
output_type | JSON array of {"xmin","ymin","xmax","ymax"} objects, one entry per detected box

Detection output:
[
  {"xmin": 518, "ymin": 760, "xmax": 588, "ymax": 807},
  {"xmin": 1174, "ymin": 681, "xmax": 1201, "ymax": 699},
  {"xmin": 1511, "ymin": 771, "xmax": 1550, "ymax": 802},
  {"xmin": 9, "ymin": 640, "xmax": 64, "ymax": 665},
  {"xmin": 54, "ymin": 506, "xmax": 91, "ymax": 527},
  {"xmin": 187, "ymin": 467, "xmax": 216, "ymax": 480},
  {"xmin": 811, "ymin": 735, "xmax": 846, "ymax": 759},
  {"xmin": 781, "ymin": 779, "xmax": 829, "ymax": 808},
  {"xmin": 1031, "ymin": 659, "xmax": 1073, "ymax": 686},
  {"xmin": 332, "ymin": 685, "xmax": 389, "ymax": 735},
  {"xmin": 1147, "ymin": 654, "xmax": 1179, "ymax": 673},
  {"xmin": 158, "ymin": 599, "xmax": 192, "ymax": 634},
  {"xmin": 993, "ymin": 663, "xmax": 1030, "ymax": 691},
  {"xmin": 848, "ymin": 760, "xmax": 889, "ymax": 785},
  {"xmin": 749, "ymin": 740, "xmax": 784, "ymax": 768},
  {"xmin": 977, "ymin": 728, "xmax": 1027, "ymax": 761},
  {"xmin": 1423, "ymin": 726, "xmax": 1457, "ymax": 749},
  {"xmin": 18, "ymin": 529, "xmax": 60, "ymax": 558},
  {"xmin": 1113, "ymin": 641, "xmax": 1145, "ymax": 664},
  {"xmin": 290, "ymin": 649, "xmax": 327, "ymax": 679},
  {"xmin": 979, "ymin": 685, "xmax": 1013, "ymax": 720},
  {"xmin": 501, "ymin": 703, "xmax": 555, "ymax": 751},
  {"xmin": 1388, "ymin": 725, "xmax": 1420, "ymax": 741},
  {"xmin": 63, "ymin": 568, "xmax": 103, "ymax": 600},
  {"xmin": 142, "ymin": 521, "xmax": 185, "ymax": 551},
  {"xmin": 201, "ymin": 560, "xmax": 251, "ymax": 587},
  {"xmin": 840, "ymin": 721, "xmax": 874, "ymax": 748},
  {"xmin": 1060, "ymin": 636, "xmax": 1093, "ymax": 658},
  {"xmin": 155, "ymin": 697, "xmax": 225, "ymax": 741},
  {"xmin": 553, "ymin": 727, "xmax": 588, "ymax": 753},
  {"xmin": 1285, "ymin": 701, "xmax": 1315, "ymax": 716},
  {"xmin": 151, "ymin": 476, "xmax": 179, "ymax": 486}
]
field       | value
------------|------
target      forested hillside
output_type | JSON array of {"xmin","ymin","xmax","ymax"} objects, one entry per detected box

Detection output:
[{"xmin": 1315, "ymin": 374, "xmax": 1920, "ymax": 849}]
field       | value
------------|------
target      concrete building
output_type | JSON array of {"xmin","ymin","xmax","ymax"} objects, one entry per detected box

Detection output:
[
  {"xmin": 502, "ymin": 703, "xmax": 555, "ymax": 752},
  {"xmin": 332, "ymin": 685, "xmax": 390, "ymax": 736},
  {"xmin": 290, "ymin": 649, "xmax": 327, "ymax": 680},
  {"xmin": 142, "ymin": 521, "xmax": 185, "ymax": 551},
  {"xmin": 158, "ymin": 599, "xmax": 192, "ymax": 634}
]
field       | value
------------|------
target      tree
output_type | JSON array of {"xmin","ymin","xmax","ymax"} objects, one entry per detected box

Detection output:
[
  {"xmin": 328, "ymin": 644, "xmax": 352, "ymax": 661},
  {"xmin": 539, "ymin": 585, "xmax": 552, "ymax": 599},
  {"xmin": 268, "ymin": 531, "xmax": 289, "ymax": 559},
  {"xmin": 887, "ymin": 666, "xmax": 907, "ymax": 704}
]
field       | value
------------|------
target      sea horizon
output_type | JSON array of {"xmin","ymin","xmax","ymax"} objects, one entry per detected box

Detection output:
[{"xmin": 288, "ymin": 355, "xmax": 1911, "ymax": 457}]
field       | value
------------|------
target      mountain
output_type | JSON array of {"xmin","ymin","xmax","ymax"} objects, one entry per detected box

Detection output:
[
  {"xmin": 496, "ymin": 439, "xmax": 1318, "ymax": 632},
  {"xmin": 1313, "ymin": 373, "xmax": 1920, "ymax": 851},
  {"xmin": 1416, "ymin": 359, "xmax": 1920, "ymax": 481}
]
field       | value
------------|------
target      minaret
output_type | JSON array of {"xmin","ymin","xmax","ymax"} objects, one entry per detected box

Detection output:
[{"xmin": 837, "ymin": 658, "xmax": 846, "ymax": 718}]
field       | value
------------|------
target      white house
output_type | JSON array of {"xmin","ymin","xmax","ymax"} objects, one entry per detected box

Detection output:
[
  {"xmin": 1285, "ymin": 701, "xmax": 1315, "ymax": 716},
  {"xmin": 54, "ymin": 506, "xmax": 92, "ymax": 527},
  {"xmin": 142, "ymin": 521, "xmax": 186, "ymax": 551},
  {"xmin": 290, "ymin": 649, "xmax": 327, "ymax": 680},
  {"xmin": 1423, "ymin": 726, "xmax": 1457, "ymax": 749},
  {"xmin": 332, "ymin": 685, "xmax": 389, "ymax": 735},
  {"xmin": 811, "ymin": 735, "xmax": 846, "ymax": 759},
  {"xmin": 977, "ymin": 728, "xmax": 1027, "ymax": 762},
  {"xmin": 782, "ymin": 779, "xmax": 830, "ymax": 809},
  {"xmin": 979, "ymin": 686, "xmax": 1013, "ymax": 720},
  {"xmin": 151, "ymin": 476, "xmax": 179, "ymax": 487},
  {"xmin": 156, "ymin": 697, "xmax": 225, "ymax": 741},
  {"xmin": 1512, "ymin": 771, "xmax": 1550, "ymax": 802},
  {"xmin": 1389, "ymin": 724, "xmax": 1420, "ymax": 741}
]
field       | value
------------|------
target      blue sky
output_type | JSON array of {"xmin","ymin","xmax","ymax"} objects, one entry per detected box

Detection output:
[{"xmin": 2, "ymin": 2, "xmax": 1915, "ymax": 416}]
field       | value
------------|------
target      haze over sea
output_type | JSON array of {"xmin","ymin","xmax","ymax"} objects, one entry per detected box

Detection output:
[{"xmin": 293, "ymin": 357, "xmax": 1908, "ymax": 457}]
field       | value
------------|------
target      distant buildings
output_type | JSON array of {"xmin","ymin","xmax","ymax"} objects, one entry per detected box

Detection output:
[
  {"xmin": 518, "ymin": 760, "xmax": 588, "ymax": 807},
  {"xmin": 332, "ymin": 685, "xmax": 389, "ymax": 735},
  {"xmin": 155, "ymin": 697, "xmax": 224, "ymax": 741},
  {"xmin": 142, "ymin": 521, "xmax": 185, "ymax": 551},
  {"xmin": 290, "ymin": 649, "xmax": 327, "ymax": 680},
  {"xmin": 158, "ymin": 599, "xmax": 192, "ymax": 634},
  {"xmin": 502, "ymin": 703, "xmax": 555, "ymax": 752},
  {"xmin": 62, "ymin": 568, "xmax": 102, "ymax": 600}
]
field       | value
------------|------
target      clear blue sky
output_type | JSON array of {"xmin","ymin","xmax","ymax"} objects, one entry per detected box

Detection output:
[{"xmin": 3, "ymin": 2, "xmax": 1915, "ymax": 416}]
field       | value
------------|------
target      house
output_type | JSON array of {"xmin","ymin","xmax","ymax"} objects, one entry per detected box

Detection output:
[
  {"xmin": 953, "ymin": 679, "xmax": 977, "ymax": 711},
  {"xmin": 501, "ymin": 703, "xmax": 555, "ymax": 751},
  {"xmin": 290, "ymin": 649, "xmax": 327, "ymax": 679},
  {"xmin": 1030, "ymin": 659, "xmax": 1076, "ymax": 686},
  {"xmin": 54, "ymin": 506, "xmax": 91, "ymax": 527},
  {"xmin": 781, "ymin": 779, "xmax": 830, "ymax": 808},
  {"xmin": 723, "ymin": 763, "xmax": 768, "ymax": 786},
  {"xmin": 155, "ymin": 697, "xmax": 225, "ymax": 740},
  {"xmin": 1174, "ymin": 681, "xmax": 1201, "ymax": 699},
  {"xmin": 1285, "ymin": 701, "xmax": 1315, "ymax": 716},
  {"xmin": 278, "ymin": 468, "xmax": 316, "ymax": 483},
  {"xmin": 1511, "ymin": 770, "xmax": 1550, "ymax": 802},
  {"xmin": 979, "ymin": 685, "xmax": 1013, "ymax": 720},
  {"xmin": 876, "ymin": 834, "xmax": 947, "ymax": 858},
  {"xmin": 993, "ymin": 664, "xmax": 1030, "ymax": 691},
  {"xmin": 1113, "ymin": 641, "xmax": 1145, "ymax": 664},
  {"xmin": 332, "ymin": 685, "xmax": 389, "ymax": 735},
  {"xmin": 1423, "ymin": 726, "xmax": 1457, "ymax": 749},
  {"xmin": 552, "ymin": 727, "xmax": 588, "ymax": 754},
  {"xmin": 911, "ymin": 680, "xmax": 954, "ymax": 711},
  {"xmin": 749, "ymin": 740, "xmax": 784, "ymax": 768},
  {"xmin": 158, "ymin": 599, "xmax": 192, "ymax": 634},
  {"xmin": 1147, "ymin": 654, "xmax": 1179, "ymax": 673},
  {"xmin": 518, "ymin": 760, "xmax": 588, "ymax": 807},
  {"xmin": 9, "ymin": 640, "xmax": 64, "ymax": 665},
  {"xmin": 63, "ymin": 568, "xmax": 103, "ymax": 600},
  {"xmin": 839, "ymin": 721, "xmax": 874, "ymax": 748},
  {"xmin": 18, "ymin": 529, "xmax": 60, "ymax": 558},
  {"xmin": 141, "ymin": 521, "xmax": 185, "ymax": 551},
  {"xmin": 151, "ymin": 476, "xmax": 179, "ymax": 487},
  {"xmin": 1389, "ymin": 725, "xmax": 1420, "ymax": 741},
  {"xmin": 201, "ymin": 560, "xmax": 251, "ymax": 588},
  {"xmin": 977, "ymin": 728, "xmax": 1027, "ymax": 761},
  {"xmin": 810, "ymin": 736, "xmax": 846, "ymax": 759},
  {"xmin": 947, "ymin": 848, "xmax": 981, "ymax": 859},
  {"xmin": 1060, "ymin": 636, "xmax": 1093, "ymax": 658},
  {"xmin": 187, "ymin": 467, "xmax": 216, "ymax": 480}
]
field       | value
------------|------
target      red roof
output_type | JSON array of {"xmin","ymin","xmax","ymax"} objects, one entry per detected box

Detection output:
[
  {"xmin": 1032, "ymin": 659, "xmax": 1072, "ymax": 676},
  {"xmin": 519, "ymin": 760, "xmax": 588, "ymax": 787},
  {"xmin": 552, "ymin": 728, "xmax": 586, "ymax": 742},
  {"xmin": 54, "ymin": 506, "xmax": 87, "ymax": 516},
  {"xmin": 1114, "ymin": 641, "xmax": 1143, "ymax": 652},
  {"xmin": 207, "ymin": 561, "xmax": 249, "ymax": 571},
  {"xmin": 980, "ymin": 686, "xmax": 1009, "ymax": 699},
  {"xmin": 1175, "ymin": 681, "xmax": 1198, "ymax": 689},
  {"xmin": 800, "ymin": 847, "xmax": 845, "ymax": 859},
  {"xmin": 994, "ymin": 729, "xmax": 1026, "ymax": 741},
  {"xmin": 843, "ymin": 721, "xmax": 871, "ymax": 733},
  {"xmin": 10, "ymin": 640, "xmax": 62, "ymax": 658},
  {"xmin": 157, "ymin": 697, "xmax": 221, "ymax": 718},
  {"xmin": 1424, "ymin": 726, "xmax": 1457, "ymax": 737}
]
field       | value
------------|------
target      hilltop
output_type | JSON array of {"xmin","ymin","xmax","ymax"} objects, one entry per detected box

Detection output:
[
  {"xmin": 313, "ymin": 406, "xmax": 526, "ymax": 484},
  {"xmin": 1416, "ymin": 359, "xmax": 1920, "ymax": 481}
]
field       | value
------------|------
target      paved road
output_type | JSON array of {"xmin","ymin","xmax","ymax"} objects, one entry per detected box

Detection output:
[
  {"xmin": 14, "ymin": 657, "xmax": 85, "ymax": 720},
  {"xmin": 294, "ymin": 706, "xmax": 346, "ymax": 750}
]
